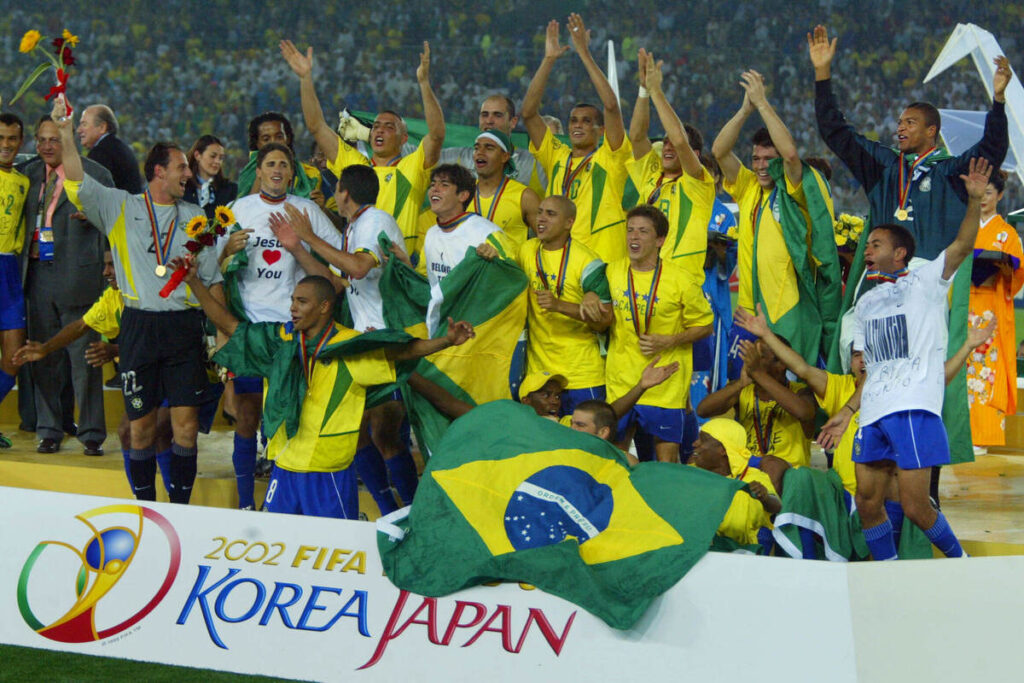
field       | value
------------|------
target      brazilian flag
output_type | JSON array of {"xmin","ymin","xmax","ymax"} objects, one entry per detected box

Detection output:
[
  {"xmin": 755, "ymin": 159, "xmax": 842, "ymax": 364},
  {"xmin": 375, "ymin": 234, "xmax": 527, "ymax": 458},
  {"xmin": 377, "ymin": 401, "xmax": 743, "ymax": 630}
]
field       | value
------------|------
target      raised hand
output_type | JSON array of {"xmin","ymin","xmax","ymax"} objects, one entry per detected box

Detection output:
[
  {"xmin": 993, "ymin": 56, "xmax": 1013, "ymax": 102},
  {"xmin": 566, "ymin": 13, "xmax": 590, "ymax": 55},
  {"xmin": 817, "ymin": 409, "xmax": 851, "ymax": 450},
  {"xmin": 445, "ymin": 317, "xmax": 475, "ymax": 346},
  {"xmin": 51, "ymin": 94, "xmax": 73, "ymax": 128},
  {"xmin": 544, "ymin": 19, "xmax": 570, "ymax": 61},
  {"xmin": 967, "ymin": 315, "xmax": 996, "ymax": 350},
  {"xmin": 282, "ymin": 203, "xmax": 315, "ymax": 241},
  {"xmin": 280, "ymin": 40, "xmax": 313, "ymax": 79},
  {"xmin": 416, "ymin": 41, "xmax": 431, "ymax": 84},
  {"xmin": 734, "ymin": 303, "xmax": 770, "ymax": 338},
  {"xmin": 738, "ymin": 338, "xmax": 762, "ymax": 373},
  {"xmin": 806, "ymin": 24, "xmax": 837, "ymax": 78},
  {"xmin": 644, "ymin": 52, "xmax": 665, "ymax": 94},
  {"xmin": 268, "ymin": 212, "xmax": 301, "ymax": 251},
  {"xmin": 739, "ymin": 70, "xmax": 768, "ymax": 109},
  {"xmin": 636, "ymin": 48, "xmax": 649, "ymax": 88},
  {"xmin": 169, "ymin": 255, "xmax": 198, "ymax": 285},
  {"xmin": 960, "ymin": 157, "xmax": 993, "ymax": 200},
  {"xmin": 639, "ymin": 355, "xmax": 679, "ymax": 390}
]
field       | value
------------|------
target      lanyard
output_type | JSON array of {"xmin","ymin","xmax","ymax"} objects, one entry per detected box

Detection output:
[
  {"xmin": 535, "ymin": 238, "xmax": 571, "ymax": 298},
  {"xmin": 473, "ymin": 176, "xmax": 510, "ymax": 222},
  {"xmin": 626, "ymin": 259, "xmax": 663, "ymax": 336},
  {"xmin": 298, "ymin": 325, "xmax": 337, "ymax": 384},
  {"xmin": 752, "ymin": 393, "xmax": 776, "ymax": 456},
  {"xmin": 143, "ymin": 190, "xmax": 178, "ymax": 272},
  {"xmin": 561, "ymin": 149, "xmax": 595, "ymax": 196}
]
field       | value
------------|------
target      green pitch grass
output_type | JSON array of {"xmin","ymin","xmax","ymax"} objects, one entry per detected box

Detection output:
[{"xmin": 0, "ymin": 644, "xmax": 306, "ymax": 682}]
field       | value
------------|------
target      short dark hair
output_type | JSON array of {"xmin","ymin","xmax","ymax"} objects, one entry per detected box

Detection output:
[
  {"xmin": 144, "ymin": 142, "xmax": 183, "ymax": 182},
  {"xmin": 91, "ymin": 105, "xmax": 118, "ymax": 136},
  {"xmin": 376, "ymin": 110, "xmax": 407, "ymax": 137},
  {"xmin": 805, "ymin": 156, "xmax": 833, "ymax": 182},
  {"xmin": 430, "ymin": 164, "xmax": 476, "ymax": 209},
  {"xmin": 872, "ymin": 223, "xmax": 917, "ymax": 264},
  {"xmin": 186, "ymin": 134, "xmax": 227, "ymax": 189},
  {"xmin": 484, "ymin": 94, "xmax": 516, "ymax": 119},
  {"xmin": 751, "ymin": 127, "xmax": 775, "ymax": 150},
  {"xmin": 247, "ymin": 112, "xmax": 294, "ymax": 152},
  {"xmin": 904, "ymin": 102, "xmax": 941, "ymax": 137},
  {"xmin": 298, "ymin": 275, "xmax": 336, "ymax": 306},
  {"xmin": 683, "ymin": 123, "xmax": 703, "ymax": 152},
  {"xmin": 255, "ymin": 142, "xmax": 295, "ymax": 170},
  {"xmin": 991, "ymin": 169, "xmax": 1008, "ymax": 194},
  {"xmin": 570, "ymin": 103, "xmax": 604, "ymax": 127},
  {"xmin": 575, "ymin": 399, "xmax": 617, "ymax": 437},
  {"xmin": 0, "ymin": 112, "xmax": 24, "ymax": 137},
  {"xmin": 627, "ymin": 204, "xmax": 669, "ymax": 238},
  {"xmin": 338, "ymin": 165, "xmax": 379, "ymax": 205},
  {"xmin": 35, "ymin": 114, "xmax": 55, "ymax": 131}
]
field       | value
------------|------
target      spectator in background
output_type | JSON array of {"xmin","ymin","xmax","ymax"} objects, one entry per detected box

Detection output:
[
  {"xmin": 183, "ymin": 135, "xmax": 237, "ymax": 219},
  {"xmin": 77, "ymin": 105, "xmax": 144, "ymax": 194}
]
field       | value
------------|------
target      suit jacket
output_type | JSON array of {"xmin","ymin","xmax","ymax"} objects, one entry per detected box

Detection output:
[
  {"xmin": 87, "ymin": 134, "xmax": 144, "ymax": 194},
  {"xmin": 19, "ymin": 157, "xmax": 114, "ymax": 307},
  {"xmin": 183, "ymin": 179, "xmax": 239, "ymax": 219}
]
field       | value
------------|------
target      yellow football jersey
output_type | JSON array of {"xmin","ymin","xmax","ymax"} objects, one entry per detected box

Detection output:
[
  {"xmin": 473, "ymin": 177, "xmax": 530, "ymax": 246},
  {"xmin": 0, "ymin": 167, "xmax": 29, "ymax": 254},
  {"xmin": 818, "ymin": 372, "xmax": 859, "ymax": 495},
  {"xmin": 736, "ymin": 382, "xmax": 811, "ymax": 467}
]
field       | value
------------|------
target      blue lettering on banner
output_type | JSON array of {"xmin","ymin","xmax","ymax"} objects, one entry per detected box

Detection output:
[
  {"xmin": 176, "ymin": 565, "xmax": 371, "ymax": 649},
  {"xmin": 864, "ymin": 314, "xmax": 908, "ymax": 363}
]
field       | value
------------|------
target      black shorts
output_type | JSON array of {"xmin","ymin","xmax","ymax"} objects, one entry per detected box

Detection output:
[{"xmin": 119, "ymin": 307, "xmax": 208, "ymax": 419}]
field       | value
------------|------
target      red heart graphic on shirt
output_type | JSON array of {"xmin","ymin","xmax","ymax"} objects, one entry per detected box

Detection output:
[{"xmin": 262, "ymin": 249, "xmax": 282, "ymax": 265}]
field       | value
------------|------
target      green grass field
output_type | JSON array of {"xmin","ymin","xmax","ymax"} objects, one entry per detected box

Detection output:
[{"xmin": 0, "ymin": 644, "xmax": 304, "ymax": 682}]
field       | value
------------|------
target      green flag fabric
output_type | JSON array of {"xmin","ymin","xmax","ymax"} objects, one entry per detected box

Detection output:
[
  {"xmin": 236, "ymin": 150, "xmax": 318, "ymax": 200},
  {"xmin": 212, "ymin": 322, "xmax": 412, "ymax": 440},
  {"xmin": 377, "ymin": 400, "xmax": 743, "ymax": 630},
  {"xmin": 755, "ymin": 159, "xmax": 842, "ymax": 365}
]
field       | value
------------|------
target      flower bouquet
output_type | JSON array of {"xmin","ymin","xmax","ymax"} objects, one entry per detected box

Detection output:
[
  {"xmin": 9, "ymin": 29, "xmax": 78, "ymax": 114},
  {"xmin": 833, "ymin": 213, "xmax": 865, "ymax": 251},
  {"xmin": 161, "ymin": 206, "xmax": 236, "ymax": 297}
]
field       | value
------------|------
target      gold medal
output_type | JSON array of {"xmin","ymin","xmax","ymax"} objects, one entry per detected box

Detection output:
[
  {"xmin": 895, "ymin": 208, "xmax": 909, "ymax": 221},
  {"xmin": 155, "ymin": 265, "xmax": 168, "ymax": 277}
]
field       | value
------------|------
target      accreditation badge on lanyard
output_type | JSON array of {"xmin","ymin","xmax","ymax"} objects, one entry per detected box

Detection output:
[{"xmin": 36, "ymin": 214, "xmax": 54, "ymax": 261}]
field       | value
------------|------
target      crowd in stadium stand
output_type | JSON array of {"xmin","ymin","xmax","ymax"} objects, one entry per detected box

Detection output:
[{"xmin": 0, "ymin": 3, "xmax": 1021, "ymax": 562}]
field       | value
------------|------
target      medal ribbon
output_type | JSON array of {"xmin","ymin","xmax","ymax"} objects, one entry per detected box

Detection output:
[
  {"xmin": 646, "ymin": 174, "xmax": 666, "ymax": 205},
  {"xmin": 865, "ymin": 267, "xmax": 909, "ymax": 283},
  {"xmin": 752, "ymin": 394, "xmax": 776, "ymax": 456},
  {"xmin": 535, "ymin": 238, "xmax": 572, "ymax": 298},
  {"xmin": 626, "ymin": 258, "xmax": 663, "ymax": 336},
  {"xmin": 560, "ymin": 149, "xmax": 596, "ymax": 196},
  {"xmin": 371, "ymin": 154, "xmax": 402, "ymax": 167},
  {"xmin": 259, "ymin": 191, "xmax": 287, "ymax": 204},
  {"xmin": 896, "ymin": 147, "xmax": 938, "ymax": 212},
  {"xmin": 437, "ymin": 211, "xmax": 474, "ymax": 231},
  {"xmin": 144, "ymin": 190, "xmax": 178, "ymax": 270},
  {"xmin": 298, "ymin": 324, "xmax": 337, "ymax": 384},
  {"xmin": 473, "ymin": 176, "xmax": 510, "ymax": 222}
]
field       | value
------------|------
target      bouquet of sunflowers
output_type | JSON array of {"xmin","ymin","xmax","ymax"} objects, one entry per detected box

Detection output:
[
  {"xmin": 9, "ymin": 29, "xmax": 78, "ymax": 111},
  {"xmin": 833, "ymin": 213, "xmax": 865, "ymax": 251},
  {"xmin": 159, "ymin": 206, "xmax": 236, "ymax": 298}
]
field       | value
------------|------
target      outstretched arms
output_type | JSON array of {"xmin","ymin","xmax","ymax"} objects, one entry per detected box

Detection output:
[
  {"xmin": 566, "ymin": 13, "xmax": 625, "ymax": 150},
  {"xmin": 647, "ymin": 53, "xmax": 703, "ymax": 179},
  {"xmin": 944, "ymin": 157, "xmax": 992, "ymax": 280},
  {"xmin": 280, "ymin": 41, "xmax": 341, "ymax": 165},
  {"xmin": 417, "ymin": 42, "xmax": 445, "ymax": 169},
  {"xmin": 522, "ymin": 20, "xmax": 570, "ymax": 149}
]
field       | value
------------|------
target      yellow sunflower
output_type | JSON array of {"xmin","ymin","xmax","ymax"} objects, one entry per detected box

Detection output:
[
  {"xmin": 185, "ymin": 215, "xmax": 208, "ymax": 238},
  {"xmin": 19, "ymin": 30, "xmax": 41, "ymax": 53},
  {"xmin": 62, "ymin": 29, "xmax": 79, "ymax": 47},
  {"xmin": 214, "ymin": 205, "xmax": 236, "ymax": 227}
]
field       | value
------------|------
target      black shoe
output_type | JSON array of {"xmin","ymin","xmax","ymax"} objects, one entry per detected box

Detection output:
[
  {"xmin": 83, "ymin": 440, "xmax": 104, "ymax": 456},
  {"xmin": 105, "ymin": 375, "xmax": 122, "ymax": 389},
  {"xmin": 37, "ymin": 438, "xmax": 59, "ymax": 454},
  {"xmin": 64, "ymin": 423, "xmax": 78, "ymax": 437},
  {"xmin": 18, "ymin": 423, "xmax": 35, "ymax": 432}
]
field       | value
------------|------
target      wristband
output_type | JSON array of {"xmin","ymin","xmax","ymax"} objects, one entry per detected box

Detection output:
[{"xmin": 638, "ymin": 86, "xmax": 649, "ymax": 99}]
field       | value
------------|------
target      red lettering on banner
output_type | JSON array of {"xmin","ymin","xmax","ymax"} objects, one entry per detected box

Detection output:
[
  {"xmin": 463, "ymin": 605, "xmax": 514, "ymax": 650},
  {"xmin": 440, "ymin": 601, "xmax": 488, "ymax": 645}
]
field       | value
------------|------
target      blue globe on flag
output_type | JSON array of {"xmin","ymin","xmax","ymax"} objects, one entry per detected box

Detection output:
[
  {"xmin": 84, "ymin": 528, "xmax": 137, "ymax": 570},
  {"xmin": 504, "ymin": 466, "xmax": 614, "ymax": 550}
]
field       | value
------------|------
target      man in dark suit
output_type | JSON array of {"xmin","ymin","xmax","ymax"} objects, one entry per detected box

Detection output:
[
  {"xmin": 21, "ymin": 116, "xmax": 114, "ymax": 454},
  {"xmin": 77, "ymin": 105, "xmax": 143, "ymax": 194}
]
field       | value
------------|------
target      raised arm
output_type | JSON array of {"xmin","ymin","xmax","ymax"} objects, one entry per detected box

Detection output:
[
  {"xmin": 280, "ymin": 40, "xmax": 340, "ymax": 164},
  {"xmin": 739, "ymin": 340, "xmax": 816, "ymax": 422},
  {"xmin": 522, "ymin": 20, "xmax": 570, "ymax": 149},
  {"xmin": 741, "ymin": 70, "xmax": 801, "ymax": 187},
  {"xmin": 944, "ymin": 157, "xmax": 992, "ymax": 280},
  {"xmin": 387, "ymin": 318, "xmax": 475, "ymax": 361},
  {"xmin": 52, "ymin": 96, "xmax": 83, "ymax": 182},
  {"xmin": 711, "ymin": 93, "xmax": 755, "ymax": 185},
  {"xmin": 628, "ymin": 49, "xmax": 652, "ymax": 159},
  {"xmin": 697, "ymin": 376, "xmax": 747, "ymax": 419},
  {"xmin": 14, "ymin": 319, "xmax": 90, "ymax": 365},
  {"xmin": 179, "ymin": 258, "xmax": 238, "ymax": 337},
  {"xmin": 945, "ymin": 316, "xmax": 997, "ymax": 384},
  {"xmin": 417, "ymin": 42, "xmax": 445, "ymax": 169},
  {"xmin": 567, "ymin": 13, "xmax": 624, "ymax": 149},
  {"xmin": 735, "ymin": 304, "xmax": 827, "ymax": 397},
  {"xmin": 647, "ymin": 53, "xmax": 703, "ymax": 179},
  {"xmin": 274, "ymin": 204, "xmax": 376, "ymax": 280}
]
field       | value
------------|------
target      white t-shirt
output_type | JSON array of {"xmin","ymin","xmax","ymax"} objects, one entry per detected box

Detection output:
[
  {"xmin": 219, "ymin": 194, "xmax": 343, "ymax": 323},
  {"xmin": 852, "ymin": 250, "xmax": 952, "ymax": 426},
  {"xmin": 342, "ymin": 207, "xmax": 405, "ymax": 331},
  {"xmin": 423, "ymin": 213, "xmax": 500, "ymax": 335}
]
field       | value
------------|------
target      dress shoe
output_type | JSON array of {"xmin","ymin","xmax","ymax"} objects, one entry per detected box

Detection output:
[
  {"xmin": 37, "ymin": 438, "xmax": 60, "ymax": 454},
  {"xmin": 83, "ymin": 440, "xmax": 104, "ymax": 456},
  {"xmin": 64, "ymin": 423, "xmax": 78, "ymax": 437}
]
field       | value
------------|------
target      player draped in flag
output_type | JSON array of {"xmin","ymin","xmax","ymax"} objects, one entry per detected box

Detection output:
[
  {"xmin": 607, "ymin": 205, "xmax": 712, "ymax": 463},
  {"xmin": 281, "ymin": 38, "xmax": 445, "ymax": 258},
  {"xmin": 521, "ymin": 14, "xmax": 632, "ymax": 263},
  {"xmin": 217, "ymin": 142, "xmax": 343, "ymax": 510},
  {"xmin": 470, "ymin": 129, "xmax": 539, "ymax": 245},
  {"xmin": 626, "ymin": 49, "xmax": 716, "ymax": 277},
  {"xmin": 819, "ymin": 157, "xmax": 994, "ymax": 560}
]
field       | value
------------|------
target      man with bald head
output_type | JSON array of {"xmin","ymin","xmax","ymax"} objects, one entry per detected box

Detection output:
[{"xmin": 77, "ymin": 104, "xmax": 143, "ymax": 193}]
